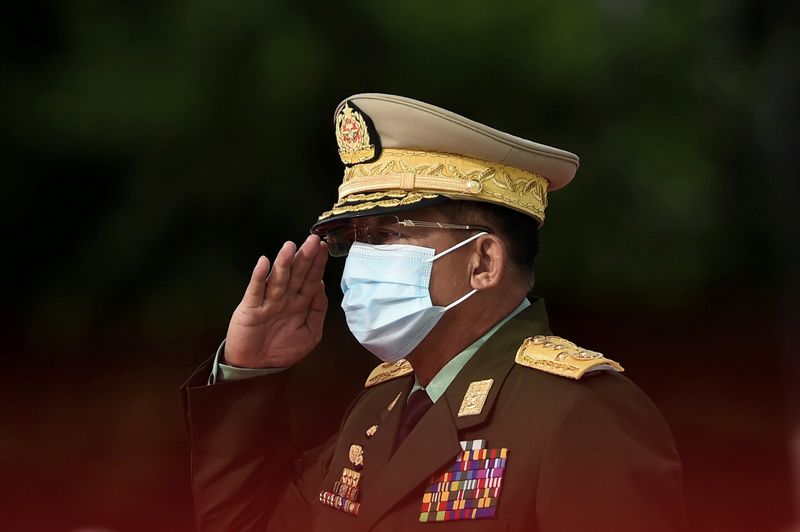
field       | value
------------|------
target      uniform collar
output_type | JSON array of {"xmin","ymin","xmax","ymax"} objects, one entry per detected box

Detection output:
[{"xmin": 410, "ymin": 298, "xmax": 532, "ymax": 403}]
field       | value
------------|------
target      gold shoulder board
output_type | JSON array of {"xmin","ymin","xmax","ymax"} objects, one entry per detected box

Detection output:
[
  {"xmin": 365, "ymin": 359, "xmax": 413, "ymax": 388},
  {"xmin": 515, "ymin": 335, "xmax": 624, "ymax": 380}
]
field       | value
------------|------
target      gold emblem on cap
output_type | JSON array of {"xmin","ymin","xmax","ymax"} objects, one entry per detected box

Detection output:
[
  {"xmin": 457, "ymin": 379, "xmax": 494, "ymax": 417},
  {"xmin": 336, "ymin": 103, "xmax": 376, "ymax": 165},
  {"xmin": 348, "ymin": 444, "xmax": 364, "ymax": 467},
  {"xmin": 365, "ymin": 425, "xmax": 379, "ymax": 438}
]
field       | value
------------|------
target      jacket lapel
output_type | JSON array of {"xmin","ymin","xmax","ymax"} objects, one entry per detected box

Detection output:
[
  {"xmin": 315, "ymin": 377, "xmax": 411, "ymax": 527},
  {"xmin": 449, "ymin": 299, "xmax": 551, "ymax": 432},
  {"xmin": 356, "ymin": 299, "xmax": 552, "ymax": 528},
  {"xmin": 358, "ymin": 393, "xmax": 461, "ymax": 530},
  {"xmin": 359, "ymin": 378, "xmax": 412, "ymax": 486}
]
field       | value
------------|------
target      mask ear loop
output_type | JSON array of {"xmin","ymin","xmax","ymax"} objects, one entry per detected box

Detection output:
[
  {"xmin": 427, "ymin": 231, "xmax": 488, "ymax": 262},
  {"xmin": 443, "ymin": 287, "xmax": 478, "ymax": 310},
  {"xmin": 427, "ymin": 231, "xmax": 488, "ymax": 311}
]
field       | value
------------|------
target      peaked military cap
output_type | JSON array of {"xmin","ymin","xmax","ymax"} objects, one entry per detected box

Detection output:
[{"xmin": 311, "ymin": 93, "xmax": 579, "ymax": 234}]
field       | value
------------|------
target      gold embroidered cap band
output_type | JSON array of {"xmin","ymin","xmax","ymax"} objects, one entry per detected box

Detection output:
[{"xmin": 311, "ymin": 93, "xmax": 580, "ymax": 233}]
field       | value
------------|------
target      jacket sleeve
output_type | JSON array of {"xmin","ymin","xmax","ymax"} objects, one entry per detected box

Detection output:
[
  {"xmin": 182, "ymin": 359, "xmax": 334, "ymax": 532},
  {"xmin": 535, "ymin": 373, "xmax": 689, "ymax": 532}
]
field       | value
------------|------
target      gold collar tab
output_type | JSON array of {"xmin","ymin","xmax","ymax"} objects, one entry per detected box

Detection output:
[{"xmin": 364, "ymin": 359, "xmax": 413, "ymax": 388}]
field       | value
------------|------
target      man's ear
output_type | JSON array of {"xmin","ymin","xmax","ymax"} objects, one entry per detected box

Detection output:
[{"xmin": 469, "ymin": 235, "xmax": 505, "ymax": 290}]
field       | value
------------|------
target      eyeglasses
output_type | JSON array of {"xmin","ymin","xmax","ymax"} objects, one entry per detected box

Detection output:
[{"xmin": 321, "ymin": 215, "xmax": 493, "ymax": 257}]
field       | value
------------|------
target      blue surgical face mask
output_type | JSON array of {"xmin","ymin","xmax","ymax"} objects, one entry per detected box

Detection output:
[{"xmin": 340, "ymin": 232, "xmax": 487, "ymax": 363}]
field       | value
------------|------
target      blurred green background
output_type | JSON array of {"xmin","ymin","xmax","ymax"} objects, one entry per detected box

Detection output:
[{"xmin": 2, "ymin": 0, "xmax": 798, "ymax": 530}]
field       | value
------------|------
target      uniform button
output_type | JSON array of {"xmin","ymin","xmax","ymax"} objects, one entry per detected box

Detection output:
[{"xmin": 465, "ymin": 179, "xmax": 482, "ymax": 193}]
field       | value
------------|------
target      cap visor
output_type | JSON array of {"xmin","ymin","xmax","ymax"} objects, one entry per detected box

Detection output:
[{"xmin": 311, "ymin": 194, "xmax": 448, "ymax": 235}]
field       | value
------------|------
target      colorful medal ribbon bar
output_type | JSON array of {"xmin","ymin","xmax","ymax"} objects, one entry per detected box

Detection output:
[
  {"xmin": 319, "ymin": 490, "xmax": 360, "ymax": 516},
  {"xmin": 419, "ymin": 447, "xmax": 508, "ymax": 523}
]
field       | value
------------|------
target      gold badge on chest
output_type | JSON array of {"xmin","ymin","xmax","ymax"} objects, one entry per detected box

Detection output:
[
  {"xmin": 348, "ymin": 444, "xmax": 364, "ymax": 468},
  {"xmin": 386, "ymin": 391, "xmax": 402, "ymax": 412},
  {"xmin": 318, "ymin": 426, "xmax": 376, "ymax": 516},
  {"xmin": 319, "ymin": 460, "xmax": 364, "ymax": 516}
]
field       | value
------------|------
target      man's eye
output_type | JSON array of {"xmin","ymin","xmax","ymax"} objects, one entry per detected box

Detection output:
[
  {"xmin": 374, "ymin": 228, "xmax": 404, "ymax": 243},
  {"xmin": 375, "ymin": 226, "xmax": 397, "ymax": 237}
]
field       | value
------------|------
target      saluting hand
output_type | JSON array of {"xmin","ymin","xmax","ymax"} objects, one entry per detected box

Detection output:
[{"xmin": 224, "ymin": 235, "xmax": 329, "ymax": 369}]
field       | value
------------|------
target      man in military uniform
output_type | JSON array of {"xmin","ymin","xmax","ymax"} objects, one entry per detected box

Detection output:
[{"xmin": 183, "ymin": 94, "xmax": 687, "ymax": 531}]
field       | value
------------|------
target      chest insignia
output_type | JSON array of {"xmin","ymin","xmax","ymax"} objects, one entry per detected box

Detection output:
[
  {"xmin": 386, "ymin": 391, "xmax": 403, "ymax": 412},
  {"xmin": 320, "ymin": 464, "xmax": 363, "ymax": 516},
  {"xmin": 515, "ymin": 335, "xmax": 624, "ymax": 379},
  {"xmin": 319, "ymin": 466, "xmax": 361, "ymax": 516},
  {"xmin": 419, "ymin": 446, "xmax": 508, "ymax": 522},
  {"xmin": 457, "ymin": 379, "xmax": 494, "ymax": 417},
  {"xmin": 460, "ymin": 439, "xmax": 485, "ymax": 451},
  {"xmin": 348, "ymin": 444, "xmax": 364, "ymax": 467},
  {"xmin": 319, "ymin": 443, "xmax": 367, "ymax": 516}
]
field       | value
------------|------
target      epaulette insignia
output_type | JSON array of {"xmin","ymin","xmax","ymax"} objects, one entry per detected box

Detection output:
[
  {"xmin": 364, "ymin": 359, "xmax": 413, "ymax": 388},
  {"xmin": 515, "ymin": 335, "xmax": 624, "ymax": 380}
]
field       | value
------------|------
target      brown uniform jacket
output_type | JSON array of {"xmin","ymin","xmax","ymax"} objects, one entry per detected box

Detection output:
[{"xmin": 182, "ymin": 300, "xmax": 687, "ymax": 531}]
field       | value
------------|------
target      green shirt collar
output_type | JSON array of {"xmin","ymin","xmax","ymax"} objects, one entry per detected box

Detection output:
[{"xmin": 411, "ymin": 298, "xmax": 531, "ymax": 403}]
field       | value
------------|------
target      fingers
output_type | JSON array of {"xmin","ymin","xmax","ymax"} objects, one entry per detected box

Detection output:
[
  {"xmin": 265, "ymin": 241, "xmax": 296, "ymax": 301},
  {"xmin": 287, "ymin": 235, "xmax": 321, "ymax": 295},
  {"xmin": 263, "ymin": 237, "xmax": 328, "ymax": 307},
  {"xmin": 298, "ymin": 240, "xmax": 329, "ymax": 300},
  {"xmin": 241, "ymin": 256, "xmax": 270, "ymax": 307},
  {"xmin": 306, "ymin": 280, "xmax": 328, "ymax": 340}
]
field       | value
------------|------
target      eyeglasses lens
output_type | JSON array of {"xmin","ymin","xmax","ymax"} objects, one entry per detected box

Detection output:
[{"xmin": 324, "ymin": 216, "xmax": 401, "ymax": 256}]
